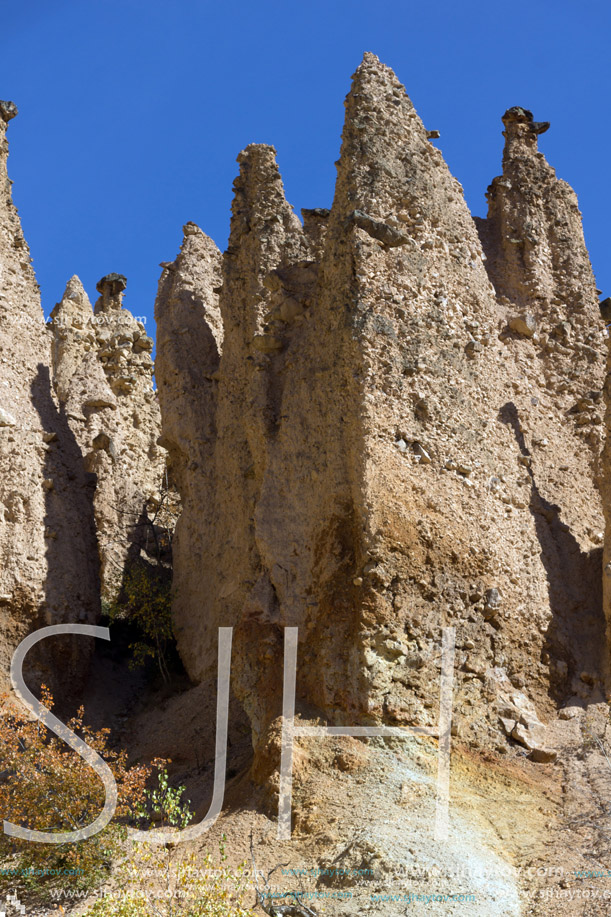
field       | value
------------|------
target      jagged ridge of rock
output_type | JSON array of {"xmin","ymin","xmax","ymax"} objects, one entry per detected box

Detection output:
[
  {"xmin": 155, "ymin": 53, "xmax": 607, "ymax": 772},
  {"xmin": 0, "ymin": 103, "xmax": 100, "ymax": 690},
  {"xmin": 50, "ymin": 271, "xmax": 166, "ymax": 601}
]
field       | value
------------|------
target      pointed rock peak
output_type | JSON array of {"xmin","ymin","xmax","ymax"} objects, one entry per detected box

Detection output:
[
  {"xmin": 231, "ymin": 143, "xmax": 302, "ymax": 237},
  {"xmin": 237, "ymin": 141, "xmax": 277, "ymax": 163},
  {"xmin": 234, "ymin": 144, "xmax": 282, "ymax": 209},
  {"xmin": 180, "ymin": 221, "xmax": 221, "ymax": 260},
  {"xmin": 63, "ymin": 275, "xmax": 91, "ymax": 308},
  {"xmin": 0, "ymin": 101, "xmax": 18, "ymax": 124},
  {"xmin": 227, "ymin": 142, "xmax": 305, "ymax": 271},
  {"xmin": 501, "ymin": 106, "xmax": 550, "ymax": 163},
  {"xmin": 344, "ymin": 50, "xmax": 416, "ymax": 130},
  {"xmin": 183, "ymin": 220, "xmax": 204, "ymax": 238},
  {"xmin": 332, "ymin": 54, "xmax": 463, "ymax": 226},
  {"xmin": 155, "ymin": 223, "xmax": 223, "ymax": 348},
  {"xmin": 50, "ymin": 275, "xmax": 92, "ymax": 322},
  {"xmin": 361, "ymin": 50, "xmax": 381, "ymax": 65},
  {"xmin": 156, "ymin": 221, "xmax": 223, "ymax": 290},
  {"xmin": 235, "ymin": 143, "xmax": 280, "ymax": 198},
  {"xmin": 350, "ymin": 51, "xmax": 410, "ymax": 101},
  {"xmin": 94, "ymin": 273, "xmax": 127, "ymax": 313}
]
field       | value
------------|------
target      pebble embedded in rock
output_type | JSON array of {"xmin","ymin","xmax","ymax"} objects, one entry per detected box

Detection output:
[
  {"xmin": 413, "ymin": 442, "xmax": 431, "ymax": 463},
  {"xmin": 509, "ymin": 314, "xmax": 536, "ymax": 338},
  {"xmin": 530, "ymin": 747, "xmax": 557, "ymax": 763},
  {"xmin": 0, "ymin": 408, "xmax": 16, "ymax": 427}
]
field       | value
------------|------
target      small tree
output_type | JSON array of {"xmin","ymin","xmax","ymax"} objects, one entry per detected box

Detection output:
[
  {"xmin": 135, "ymin": 768, "xmax": 193, "ymax": 830},
  {"xmin": 105, "ymin": 561, "xmax": 174, "ymax": 682}
]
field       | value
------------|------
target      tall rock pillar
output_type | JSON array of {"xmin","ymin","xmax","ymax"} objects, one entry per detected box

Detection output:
[
  {"xmin": 154, "ymin": 223, "xmax": 222, "ymax": 657},
  {"xmin": 156, "ymin": 56, "xmax": 609, "ymax": 770}
]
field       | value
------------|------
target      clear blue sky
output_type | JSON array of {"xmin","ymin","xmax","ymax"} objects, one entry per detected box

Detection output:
[{"xmin": 2, "ymin": 0, "xmax": 609, "ymax": 333}]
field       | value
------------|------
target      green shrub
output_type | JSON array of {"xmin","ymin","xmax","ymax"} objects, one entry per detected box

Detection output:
[{"xmin": 135, "ymin": 769, "xmax": 193, "ymax": 830}]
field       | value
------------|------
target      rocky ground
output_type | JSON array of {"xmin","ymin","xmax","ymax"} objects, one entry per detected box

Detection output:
[{"xmin": 31, "ymin": 643, "xmax": 609, "ymax": 917}]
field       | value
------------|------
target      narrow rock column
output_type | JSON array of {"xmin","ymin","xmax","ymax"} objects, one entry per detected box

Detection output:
[
  {"xmin": 482, "ymin": 107, "xmax": 598, "ymax": 313},
  {"xmin": 480, "ymin": 106, "xmax": 607, "ymax": 677},
  {"xmin": 50, "ymin": 275, "xmax": 99, "ymax": 403},
  {"xmin": 478, "ymin": 107, "xmax": 605, "ymax": 400},
  {"xmin": 90, "ymin": 274, "xmax": 165, "ymax": 598},
  {"xmin": 154, "ymin": 223, "xmax": 222, "ymax": 662}
]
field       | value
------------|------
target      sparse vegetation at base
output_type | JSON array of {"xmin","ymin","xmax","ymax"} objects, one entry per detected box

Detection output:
[
  {"xmin": 0, "ymin": 688, "xmax": 159, "ymax": 893},
  {"xmin": 81, "ymin": 839, "xmax": 252, "ymax": 917}
]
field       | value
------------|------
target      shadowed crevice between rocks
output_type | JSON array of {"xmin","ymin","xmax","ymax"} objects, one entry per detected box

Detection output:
[
  {"xmin": 500, "ymin": 401, "xmax": 606, "ymax": 703},
  {"xmin": 29, "ymin": 363, "xmax": 100, "ymax": 702}
]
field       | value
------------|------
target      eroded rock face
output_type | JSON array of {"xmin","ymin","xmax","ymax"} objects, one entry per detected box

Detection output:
[
  {"xmin": 602, "ymin": 326, "xmax": 611, "ymax": 660},
  {"xmin": 50, "ymin": 273, "xmax": 165, "ymax": 601},
  {"xmin": 0, "ymin": 105, "xmax": 99, "ymax": 690},
  {"xmin": 154, "ymin": 223, "xmax": 222, "ymax": 650},
  {"xmin": 476, "ymin": 105, "xmax": 604, "ymax": 406},
  {"xmin": 156, "ymin": 55, "xmax": 606, "ymax": 773},
  {"xmin": 477, "ymin": 100, "xmax": 607, "ymax": 687}
]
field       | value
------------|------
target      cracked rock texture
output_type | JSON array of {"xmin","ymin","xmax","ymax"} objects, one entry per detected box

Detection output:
[
  {"xmin": 155, "ymin": 53, "xmax": 607, "ymax": 774},
  {"xmin": 50, "ymin": 272, "xmax": 165, "ymax": 600}
]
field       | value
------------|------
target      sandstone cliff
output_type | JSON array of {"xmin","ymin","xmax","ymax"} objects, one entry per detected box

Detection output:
[{"xmin": 155, "ymin": 54, "xmax": 607, "ymax": 772}]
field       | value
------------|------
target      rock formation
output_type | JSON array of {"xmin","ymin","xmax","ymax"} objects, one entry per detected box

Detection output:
[
  {"xmin": 155, "ymin": 54, "xmax": 607, "ymax": 771},
  {"xmin": 50, "ymin": 272, "xmax": 165, "ymax": 601},
  {"xmin": 0, "ymin": 102, "xmax": 100, "ymax": 691},
  {"xmin": 477, "ymin": 104, "xmax": 604, "ymax": 412},
  {"xmin": 2, "ymin": 55, "xmax": 611, "ymax": 917},
  {"xmin": 0, "ymin": 98, "xmax": 167, "ymax": 690}
]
